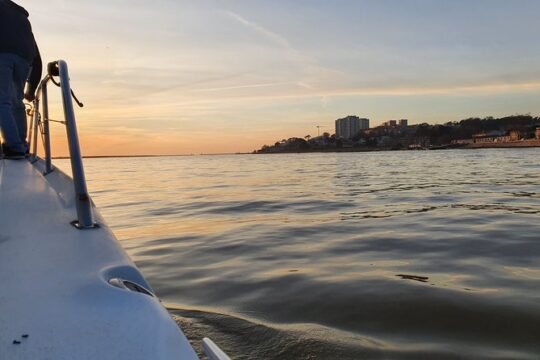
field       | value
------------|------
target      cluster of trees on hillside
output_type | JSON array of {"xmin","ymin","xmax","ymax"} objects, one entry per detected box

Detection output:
[
  {"xmin": 255, "ymin": 115, "xmax": 540, "ymax": 153},
  {"xmin": 413, "ymin": 115, "xmax": 539, "ymax": 142}
]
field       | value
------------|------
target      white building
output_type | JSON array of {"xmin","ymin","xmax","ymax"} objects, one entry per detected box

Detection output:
[{"xmin": 335, "ymin": 116, "xmax": 369, "ymax": 140}]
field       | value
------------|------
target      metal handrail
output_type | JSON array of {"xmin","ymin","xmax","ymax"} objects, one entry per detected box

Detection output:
[{"xmin": 29, "ymin": 60, "xmax": 96, "ymax": 229}]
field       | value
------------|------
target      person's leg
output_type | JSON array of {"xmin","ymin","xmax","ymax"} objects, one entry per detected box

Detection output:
[
  {"xmin": 0, "ymin": 54, "xmax": 25, "ymax": 153},
  {"xmin": 12, "ymin": 55, "xmax": 31, "ymax": 151}
]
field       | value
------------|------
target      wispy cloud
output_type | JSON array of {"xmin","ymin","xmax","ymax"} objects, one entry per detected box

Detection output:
[
  {"xmin": 170, "ymin": 80, "xmax": 540, "ymax": 106},
  {"xmin": 224, "ymin": 10, "xmax": 295, "ymax": 51},
  {"xmin": 223, "ymin": 9, "xmax": 341, "ymax": 84},
  {"xmin": 189, "ymin": 81, "xmax": 294, "ymax": 93},
  {"xmin": 76, "ymin": 79, "xmax": 540, "ymax": 130}
]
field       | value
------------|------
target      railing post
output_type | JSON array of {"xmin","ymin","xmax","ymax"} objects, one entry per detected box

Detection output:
[
  {"xmin": 57, "ymin": 60, "xmax": 95, "ymax": 229},
  {"xmin": 31, "ymin": 97, "xmax": 40, "ymax": 160},
  {"xmin": 27, "ymin": 105, "xmax": 34, "ymax": 153},
  {"xmin": 41, "ymin": 82, "xmax": 53, "ymax": 174}
]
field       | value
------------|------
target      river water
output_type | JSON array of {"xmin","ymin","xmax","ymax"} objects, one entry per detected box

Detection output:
[{"xmin": 59, "ymin": 149, "xmax": 540, "ymax": 359}]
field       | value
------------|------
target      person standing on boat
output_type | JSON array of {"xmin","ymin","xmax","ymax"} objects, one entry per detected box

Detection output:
[{"xmin": 0, "ymin": 0, "xmax": 42, "ymax": 158}]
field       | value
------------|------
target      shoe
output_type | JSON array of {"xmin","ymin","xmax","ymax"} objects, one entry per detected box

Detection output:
[
  {"xmin": 1, "ymin": 144, "xmax": 26, "ymax": 160},
  {"xmin": 5, "ymin": 153, "xmax": 26, "ymax": 160}
]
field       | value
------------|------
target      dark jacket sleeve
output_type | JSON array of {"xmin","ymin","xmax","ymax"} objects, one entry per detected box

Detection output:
[{"xmin": 27, "ymin": 39, "xmax": 42, "ymax": 94}]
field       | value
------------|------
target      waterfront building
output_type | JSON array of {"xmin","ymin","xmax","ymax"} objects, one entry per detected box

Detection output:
[
  {"xmin": 383, "ymin": 120, "xmax": 398, "ymax": 127},
  {"xmin": 399, "ymin": 119, "xmax": 408, "ymax": 127},
  {"xmin": 509, "ymin": 130, "xmax": 522, "ymax": 141},
  {"xmin": 335, "ymin": 116, "xmax": 369, "ymax": 140},
  {"xmin": 473, "ymin": 130, "xmax": 508, "ymax": 143}
]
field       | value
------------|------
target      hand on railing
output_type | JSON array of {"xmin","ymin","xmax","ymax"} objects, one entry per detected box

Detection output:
[
  {"xmin": 24, "ymin": 89, "xmax": 36, "ymax": 102},
  {"xmin": 24, "ymin": 81, "xmax": 37, "ymax": 102}
]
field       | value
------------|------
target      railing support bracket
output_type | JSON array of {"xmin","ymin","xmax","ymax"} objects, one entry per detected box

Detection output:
[{"xmin": 70, "ymin": 220, "xmax": 100, "ymax": 230}]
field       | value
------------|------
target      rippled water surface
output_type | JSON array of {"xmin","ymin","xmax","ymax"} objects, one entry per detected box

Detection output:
[{"xmin": 59, "ymin": 150, "xmax": 540, "ymax": 359}]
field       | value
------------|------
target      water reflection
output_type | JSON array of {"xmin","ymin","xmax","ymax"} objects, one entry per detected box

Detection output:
[{"xmin": 55, "ymin": 149, "xmax": 540, "ymax": 358}]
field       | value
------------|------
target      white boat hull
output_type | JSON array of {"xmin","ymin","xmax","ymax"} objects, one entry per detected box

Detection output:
[{"xmin": 0, "ymin": 159, "xmax": 199, "ymax": 359}]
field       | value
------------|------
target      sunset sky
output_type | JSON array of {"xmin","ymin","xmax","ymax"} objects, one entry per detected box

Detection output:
[{"xmin": 22, "ymin": 0, "xmax": 540, "ymax": 156}]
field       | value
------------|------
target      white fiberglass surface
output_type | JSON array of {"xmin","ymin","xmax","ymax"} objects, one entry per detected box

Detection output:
[{"xmin": 0, "ymin": 159, "xmax": 198, "ymax": 360}]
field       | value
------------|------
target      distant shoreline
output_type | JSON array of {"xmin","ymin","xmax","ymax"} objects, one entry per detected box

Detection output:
[
  {"xmin": 52, "ymin": 153, "xmax": 249, "ymax": 159},
  {"xmin": 49, "ymin": 141, "xmax": 540, "ymax": 159},
  {"xmin": 253, "ymin": 140, "xmax": 540, "ymax": 154},
  {"xmin": 465, "ymin": 139, "xmax": 540, "ymax": 149},
  {"xmin": 48, "ymin": 143, "xmax": 539, "ymax": 160}
]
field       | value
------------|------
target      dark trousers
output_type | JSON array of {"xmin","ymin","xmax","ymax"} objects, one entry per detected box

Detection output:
[{"xmin": 0, "ymin": 53, "xmax": 30, "ymax": 153}]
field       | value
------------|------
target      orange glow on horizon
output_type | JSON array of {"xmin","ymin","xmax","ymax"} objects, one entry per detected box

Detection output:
[{"xmin": 46, "ymin": 132, "xmax": 273, "ymax": 157}]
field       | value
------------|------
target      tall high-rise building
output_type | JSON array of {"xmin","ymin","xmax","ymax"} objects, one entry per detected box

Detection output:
[
  {"xmin": 399, "ymin": 119, "xmax": 408, "ymax": 127},
  {"xmin": 335, "ymin": 116, "xmax": 369, "ymax": 140}
]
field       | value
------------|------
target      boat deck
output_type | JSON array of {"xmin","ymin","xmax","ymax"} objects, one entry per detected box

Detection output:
[{"xmin": 0, "ymin": 159, "xmax": 197, "ymax": 359}]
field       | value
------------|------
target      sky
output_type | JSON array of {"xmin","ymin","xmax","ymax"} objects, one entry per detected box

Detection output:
[{"xmin": 20, "ymin": 0, "xmax": 540, "ymax": 155}]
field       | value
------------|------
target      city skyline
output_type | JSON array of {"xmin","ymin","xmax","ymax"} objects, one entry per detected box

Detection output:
[{"xmin": 23, "ymin": 0, "xmax": 540, "ymax": 155}]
